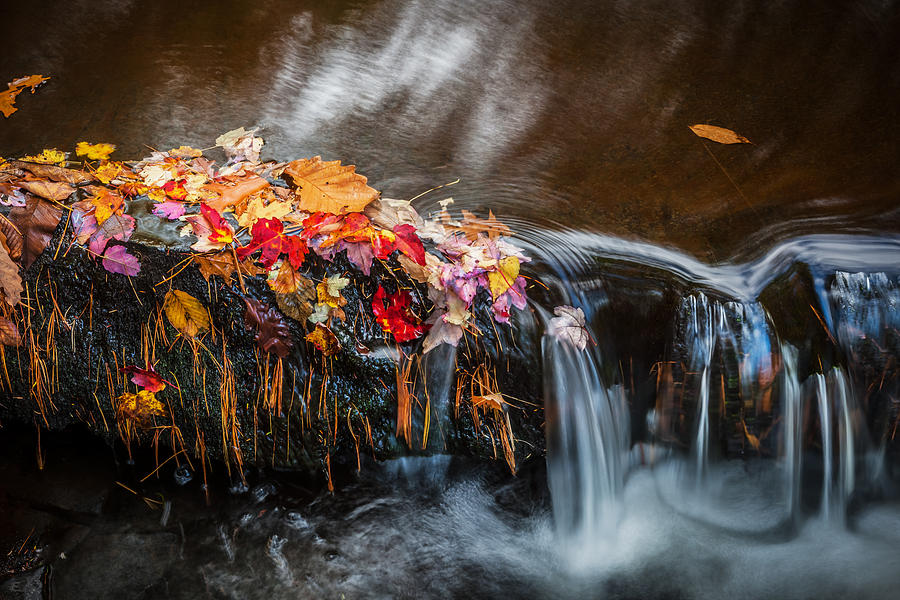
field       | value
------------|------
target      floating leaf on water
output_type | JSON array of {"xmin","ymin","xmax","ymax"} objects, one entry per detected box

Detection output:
[
  {"xmin": 282, "ymin": 156, "xmax": 379, "ymax": 215},
  {"xmin": 688, "ymin": 124, "xmax": 751, "ymax": 144},
  {"xmin": 75, "ymin": 141, "xmax": 116, "ymax": 160}
]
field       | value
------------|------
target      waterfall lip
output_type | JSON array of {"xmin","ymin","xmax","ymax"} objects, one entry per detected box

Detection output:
[{"xmin": 518, "ymin": 229, "xmax": 900, "ymax": 302}]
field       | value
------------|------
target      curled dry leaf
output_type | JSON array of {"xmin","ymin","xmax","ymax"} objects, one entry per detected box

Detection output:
[
  {"xmin": 305, "ymin": 323, "xmax": 341, "ymax": 356},
  {"xmin": 243, "ymin": 297, "xmax": 293, "ymax": 358},
  {"xmin": 0, "ymin": 316, "xmax": 21, "ymax": 346},
  {"xmin": 282, "ymin": 156, "xmax": 379, "ymax": 215},
  {"xmin": 7, "ymin": 194, "xmax": 62, "ymax": 269},
  {"xmin": 549, "ymin": 305, "xmax": 589, "ymax": 351},
  {"xmin": 688, "ymin": 124, "xmax": 751, "ymax": 144},
  {"xmin": 163, "ymin": 289, "xmax": 210, "ymax": 338}
]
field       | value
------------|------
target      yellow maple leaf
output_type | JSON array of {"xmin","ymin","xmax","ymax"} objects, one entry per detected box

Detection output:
[
  {"xmin": 163, "ymin": 289, "xmax": 210, "ymax": 338},
  {"xmin": 76, "ymin": 141, "xmax": 116, "ymax": 160},
  {"xmin": 316, "ymin": 280, "xmax": 348, "ymax": 309},
  {"xmin": 305, "ymin": 323, "xmax": 341, "ymax": 356},
  {"xmin": 94, "ymin": 161, "xmax": 123, "ymax": 184},
  {"xmin": 88, "ymin": 189, "xmax": 124, "ymax": 225},
  {"xmin": 488, "ymin": 256, "xmax": 520, "ymax": 300},
  {"xmin": 21, "ymin": 149, "xmax": 67, "ymax": 165},
  {"xmin": 116, "ymin": 390, "xmax": 165, "ymax": 425}
]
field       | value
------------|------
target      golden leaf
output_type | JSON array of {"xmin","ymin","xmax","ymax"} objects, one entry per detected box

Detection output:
[
  {"xmin": 16, "ymin": 179, "xmax": 75, "ymax": 202},
  {"xmin": 75, "ymin": 141, "xmax": 116, "ymax": 160},
  {"xmin": 88, "ymin": 188, "xmax": 125, "ymax": 225},
  {"xmin": 0, "ymin": 316, "xmax": 21, "ymax": 346},
  {"xmin": 305, "ymin": 323, "xmax": 341, "ymax": 356},
  {"xmin": 94, "ymin": 161, "xmax": 124, "ymax": 184},
  {"xmin": 236, "ymin": 194, "xmax": 294, "ymax": 228},
  {"xmin": 1, "ymin": 74, "xmax": 50, "ymax": 118},
  {"xmin": 168, "ymin": 145, "xmax": 203, "ymax": 158},
  {"xmin": 688, "ymin": 124, "xmax": 751, "ymax": 144},
  {"xmin": 282, "ymin": 156, "xmax": 379, "ymax": 215},
  {"xmin": 116, "ymin": 390, "xmax": 165, "ymax": 425},
  {"xmin": 21, "ymin": 149, "xmax": 66, "ymax": 165},
  {"xmin": 488, "ymin": 256, "xmax": 520, "ymax": 300},
  {"xmin": 163, "ymin": 289, "xmax": 210, "ymax": 338},
  {"xmin": 316, "ymin": 280, "xmax": 347, "ymax": 309}
]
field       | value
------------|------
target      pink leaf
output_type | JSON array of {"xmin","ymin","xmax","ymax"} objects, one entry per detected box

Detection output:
[
  {"xmin": 102, "ymin": 245, "xmax": 141, "ymax": 276},
  {"xmin": 344, "ymin": 241, "xmax": 375, "ymax": 275},
  {"xmin": 88, "ymin": 213, "xmax": 136, "ymax": 255},
  {"xmin": 152, "ymin": 201, "xmax": 186, "ymax": 220}
]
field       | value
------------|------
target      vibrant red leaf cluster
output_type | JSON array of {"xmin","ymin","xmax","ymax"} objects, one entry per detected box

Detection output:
[{"xmin": 371, "ymin": 286, "xmax": 427, "ymax": 343}]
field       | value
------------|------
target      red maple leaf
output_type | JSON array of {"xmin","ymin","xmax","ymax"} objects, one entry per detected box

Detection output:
[
  {"xmin": 236, "ymin": 217, "xmax": 307, "ymax": 268},
  {"xmin": 371, "ymin": 286, "xmax": 426, "ymax": 342},
  {"xmin": 392, "ymin": 224, "xmax": 426, "ymax": 265},
  {"xmin": 200, "ymin": 204, "xmax": 234, "ymax": 245},
  {"xmin": 121, "ymin": 365, "xmax": 176, "ymax": 393}
]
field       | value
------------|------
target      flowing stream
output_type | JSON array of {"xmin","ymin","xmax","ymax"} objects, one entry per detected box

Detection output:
[{"xmin": 2, "ymin": 0, "xmax": 900, "ymax": 598}]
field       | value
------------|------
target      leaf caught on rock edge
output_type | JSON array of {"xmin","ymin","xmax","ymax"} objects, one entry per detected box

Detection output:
[
  {"xmin": 235, "ymin": 217, "xmax": 307, "ymax": 269},
  {"xmin": 101, "ymin": 244, "xmax": 140, "ymax": 276},
  {"xmin": 267, "ymin": 260, "xmax": 313, "ymax": 295},
  {"xmin": 305, "ymin": 323, "xmax": 340, "ymax": 356},
  {"xmin": 275, "ymin": 288, "xmax": 316, "ymax": 323},
  {"xmin": 282, "ymin": 156, "xmax": 379, "ymax": 215},
  {"xmin": 0, "ymin": 316, "xmax": 21, "ymax": 346},
  {"xmin": 163, "ymin": 289, "xmax": 210, "ymax": 338},
  {"xmin": 88, "ymin": 188, "xmax": 125, "ymax": 225},
  {"xmin": 487, "ymin": 256, "xmax": 520, "ymax": 300},
  {"xmin": 548, "ymin": 305, "xmax": 589, "ymax": 351},
  {"xmin": 116, "ymin": 390, "xmax": 165, "ymax": 425},
  {"xmin": 0, "ymin": 241, "xmax": 22, "ymax": 306},
  {"xmin": 688, "ymin": 124, "xmax": 751, "ymax": 145},
  {"xmin": 87, "ymin": 212, "xmax": 136, "ymax": 256},
  {"xmin": 243, "ymin": 297, "xmax": 293, "ymax": 358},
  {"xmin": 0, "ymin": 214, "xmax": 23, "ymax": 261}
]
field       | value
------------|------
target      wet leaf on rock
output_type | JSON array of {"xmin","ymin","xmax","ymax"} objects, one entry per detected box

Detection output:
[
  {"xmin": 0, "ymin": 316, "xmax": 21, "ymax": 346},
  {"xmin": 7, "ymin": 194, "xmax": 62, "ymax": 268},
  {"xmin": 306, "ymin": 323, "xmax": 340, "ymax": 356},
  {"xmin": 164, "ymin": 289, "xmax": 210, "ymax": 338},
  {"xmin": 243, "ymin": 297, "xmax": 293, "ymax": 358}
]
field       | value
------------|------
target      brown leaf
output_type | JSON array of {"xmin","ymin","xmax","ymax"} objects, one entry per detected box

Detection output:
[
  {"xmin": 275, "ymin": 290, "xmax": 316, "ymax": 323},
  {"xmin": 16, "ymin": 179, "xmax": 76, "ymax": 202},
  {"xmin": 8, "ymin": 160, "xmax": 91, "ymax": 184},
  {"xmin": 455, "ymin": 209, "xmax": 512, "ymax": 241},
  {"xmin": 0, "ymin": 316, "xmax": 21, "ymax": 346},
  {"xmin": 192, "ymin": 252, "xmax": 264, "ymax": 285},
  {"xmin": 0, "ymin": 214, "xmax": 23, "ymax": 261},
  {"xmin": 243, "ymin": 297, "xmax": 293, "ymax": 357},
  {"xmin": 8, "ymin": 194, "xmax": 62, "ymax": 269},
  {"xmin": 305, "ymin": 323, "xmax": 340, "ymax": 356},
  {"xmin": 0, "ymin": 241, "xmax": 22, "ymax": 306},
  {"xmin": 688, "ymin": 124, "xmax": 751, "ymax": 144},
  {"xmin": 282, "ymin": 156, "xmax": 379, "ymax": 215},
  {"xmin": 268, "ymin": 260, "xmax": 313, "ymax": 295},
  {"xmin": 203, "ymin": 176, "xmax": 270, "ymax": 213}
]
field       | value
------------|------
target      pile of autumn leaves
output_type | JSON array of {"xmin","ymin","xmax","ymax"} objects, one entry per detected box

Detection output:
[{"xmin": 0, "ymin": 128, "xmax": 534, "ymax": 362}]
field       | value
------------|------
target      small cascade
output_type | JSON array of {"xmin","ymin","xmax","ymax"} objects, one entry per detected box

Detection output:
[
  {"xmin": 781, "ymin": 343, "xmax": 803, "ymax": 519},
  {"xmin": 810, "ymin": 368, "xmax": 857, "ymax": 522},
  {"xmin": 543, "ymin": 335, "xmax": 630, "ymax": 551}
]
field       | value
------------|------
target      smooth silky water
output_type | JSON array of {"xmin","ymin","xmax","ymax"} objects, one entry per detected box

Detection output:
[{"xmin": 2, "ymin": 0, "xmax": 900, "ymax": 598}]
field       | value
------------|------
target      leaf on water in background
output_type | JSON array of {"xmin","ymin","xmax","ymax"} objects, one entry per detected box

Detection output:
[
  {"xmin": 168, "ymin": 145, "xmax": 203, "ymax": 159},
  {"xmin": 487, "ymin": 256, "xmax": 520, "ymax": 300},
  {"xmin": 243, "ymin": 297, "xmax": 293, "ymax": 357},
  {"xmin": 7, "ymin": 160, "xmax": 90, "ymax": 184},
  {"xmin": 455, "ymin": 209, "xmax": 512, "ymax": 241},
  {"xmin": 1, "ymin": 74, "xmax": 50, "ymax": 118},
  {"xmin": 15, "ymin": 179, "xmax": 76, "ymax": 202},
  {"xmin": 688, "ymin": 124, "xmax": 751, "ymax": 144},
  {"xmin": 101, "ymin": 244, "xmax": 140, "ymax": 276},
  {"xmin": 282, "ymin": 156, "xmax": 379, "ymax": 215},
  {"xmin": 164, "ymin": 289, "xmax": 210, "ymax": 338},
  {"xmin": 8, "ymin": 194, "xmax": 62, "ymax": 268},
  {"xmin": 0, "ymin": 316, "xmax": 21, "ymax": 346},
  {"xmin": 121, "ymin": 365, "xmax": 170, "ymax": 393},
  {"xmin": 548, "ymin": 305, "xmax": 589, "ymax": 351},
  {"xmin": 152, "ymin": 201, "xmax": 186, "ymax": 220},
  {"xmin": 305, "ymin": 323, "xmax": 340, "ymax": 356},
  {"xmin": 75, "ymin": 141, "xmax": 116, "ymax": 160},
  {"xmin": 203, "ymin": 176, "xmax": 269, "ymax": 213},
  {"xmin": 215, "ymin": 127, "xmax": 264, "ymax": 163}
]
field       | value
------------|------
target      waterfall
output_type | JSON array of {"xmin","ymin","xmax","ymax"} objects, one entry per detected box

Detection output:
[
  {"xmin": 543, "ymin": 336, "xmax": 630, "ymax": 551},
  {"xmin": 812, "ymin": 367, "xmax": 857, "ymax": 523},
  {"xmin": 781, "ymin": 344, "xmax": 803, "ymax": 520}
]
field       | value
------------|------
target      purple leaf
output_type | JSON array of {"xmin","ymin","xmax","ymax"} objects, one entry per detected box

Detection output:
[
  {"xmin": 102, "ymin": 245, "xmax": 141, "ymax": 277},
  {"xmin": 152, "ymin": 201, "xmax": 186, "ymax": 220},
  {"xmin": 88, "ymin": 213, "xmax": 135, "ymax": 255},
  {"xmin": 344, "ymin": 242, "xmax": 375, "ymax": 275}
]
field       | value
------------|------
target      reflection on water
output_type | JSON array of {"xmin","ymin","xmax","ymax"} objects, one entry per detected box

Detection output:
[{"xmin": 1, "ymin": 0, "xmax": 898, "ymax": 257}]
